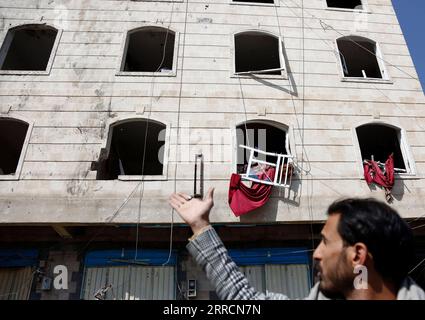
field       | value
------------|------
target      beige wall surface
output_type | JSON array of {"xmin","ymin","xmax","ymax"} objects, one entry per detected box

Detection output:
[{"xmin": 0, "ymin": 0, "xmax": 424, "ymax": 224}]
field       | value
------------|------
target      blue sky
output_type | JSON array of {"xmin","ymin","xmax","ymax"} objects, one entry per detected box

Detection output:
[{"xmin": 392, "ymin": 0, "xmax": 425, "ymax": 92}]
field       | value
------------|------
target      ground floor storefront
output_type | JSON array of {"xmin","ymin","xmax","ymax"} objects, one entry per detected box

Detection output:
[{"xmin": 0, "ymin": 223, "xmax": 424, "ymax": 300}]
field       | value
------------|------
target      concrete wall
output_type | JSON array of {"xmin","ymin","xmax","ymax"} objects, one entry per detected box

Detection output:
[{"xmin": 0, "ymin": 0, "xmax": 424, "ymax": 224}]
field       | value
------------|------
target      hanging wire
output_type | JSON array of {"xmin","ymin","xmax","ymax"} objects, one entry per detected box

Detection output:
[
  {"xmin": 85, "ymin": 0, "xmax": 186, "ymax": 300},
  {"xmin": 409, "ymin": 257, "xmax": 425, "ymax": 275},
  {"xmin": 232, "ymin": 0, "xmax": 320, "ymax": 284},
  {"xmin": 159, "ymin": 0, "xmax": 191, "ymax": 299},
  {"xmin": 278, "ymin": 0, "xmax": 425, "ymax": 281},
  {"xmin": 112, "ymin": 0, "xmax": 180, "ymax": 289},
  {"xmin": 4, "ymin": 0, "xmax": 422, "ymax": 301},
  {"xmin": 135, "ymin": 1, "xmax": 176, "ymax": 263},
  {"xmin": 237, "ymin": 78, "xmax": 272, "ymax": 182},
  {"xmin": 411, "ymin": 223, "xmax": 425, "ymax": 231},
  {"xmin": 283, "ymin": 0, "xmax": 318, "ymax": 284},
  {"xmin": 162, "ymin": 0, "xmax": 188, "ymax": 267},
  {"xmin": 279, "ymin": 0, "xmax": 425, "ymax": 174},
  {"xmin": 282, "ymin": 0, "xmax": 420, "ymax": 81},
  {"xmin": 66, "ymin": 0, "xmax": 182, "ymax": 301},
  {"xmin": 408, "ymin": 211, "xmax": 425, "ymax": 225},
  {"xmin": 105, "ymin": 0, "xmax": 424, "ymax": 297},
  {"xmin": 79, "ymin": 0, "xmax": 177, "ymax": 258}
]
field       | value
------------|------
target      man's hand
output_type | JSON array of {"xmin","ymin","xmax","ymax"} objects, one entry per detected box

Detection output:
[{"xmin": 168, "ymin": 187, "xmax": 215, "ymax": 234}]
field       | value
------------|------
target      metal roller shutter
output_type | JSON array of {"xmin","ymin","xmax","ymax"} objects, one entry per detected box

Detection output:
[
  {"xmin": 265, "ymin": 264, "xmax": 310, "ymax": 299},
  {"xmin": 82, "ymin": 265, "xmax": 175, "ymax": 300},
  {"xmin": 240, "ymin": 265, "xmax": 265, "ymax": 293},
  {"xmin": 0, "ymin": 267, "xmax": 33, "ymax": 300}
]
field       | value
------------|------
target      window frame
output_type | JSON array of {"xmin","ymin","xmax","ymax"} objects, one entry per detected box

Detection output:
[
  {"xmin": 229, "ymin": 0, "xmax": 278, "ymax": 7},
  {"xmin": 232, "ymin": 119, "xmax": 294, "ymax": 174},
  {"xmin": 352, "ymin": 121, "xmax": 416, "ymax": 178},
  {"xmin": 335, "ymin": 35, "xmax": 392, "ymax": 84},
  {"xmin": 0, "ymin": 23, "xmax": 62, "ymax": 76},
  {"xmin": 100, "ymin": 116, "xmax": 170, "ymax": 181},
  {"xmin": 231, "ymin": 30, "xmax": 288, "ymax": 80},
  {"xmin": 0, "ymin": 115, "xmax": 33, "ymax": 181},
  {"xmin": 116, "ymin": 26, "xmax": 179, "ymax": 78},
  {"xmin": 324, "ymin": 0, "xmax": 369, "ymax": 13}
]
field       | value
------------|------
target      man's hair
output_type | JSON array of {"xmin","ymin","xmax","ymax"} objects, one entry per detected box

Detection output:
[{"xmin": 327, "ymin": 198, "xmax": 414, "ymax": 284}]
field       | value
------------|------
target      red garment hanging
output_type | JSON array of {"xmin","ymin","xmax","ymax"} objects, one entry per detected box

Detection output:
[
  {"xmin": 228, "ymin": 167, "xmax": 276, "ymax": 217},
  {"xmin": 363, "ymin": 153, "xmax": 395, "ymax": 203}
]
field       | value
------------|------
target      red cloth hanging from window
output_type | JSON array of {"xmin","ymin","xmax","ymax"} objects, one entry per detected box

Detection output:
[
  {"xmin": 228, "ymin": 167, "xmax": 276, "ymax": 217},
  {"xmin": 363, "ymin": 153, "xmax": 395, "ymax": 203}
]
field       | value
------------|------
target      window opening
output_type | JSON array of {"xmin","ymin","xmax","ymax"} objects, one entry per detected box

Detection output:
[
  {"xmin": 122, "ymin": 27, "xmax": 175, "ymax": 73},
  {"xmin": 234, "ymin": 32, "xmax": 283, "ymax": 75},
  {"xmin": 94, "ymin": 120, "xmax": 165, "ymax": 180},
  {"xmin": 0, "ymin": 25, "xmax": 58, "ymax": 71},
  {"xmin": 0, "ymin": 118, "xmax": 29, "ymax": 175},
  {"xmin": 356, "ymin": 124, "xmax": 406, "ymax": 172},
  {"xmin": 326, "ymin": 0, "xmax": 363, "ymax": 10},
  {"xmin": 337, "ymin": 37, "xmax": 383, "ymax": 79}
]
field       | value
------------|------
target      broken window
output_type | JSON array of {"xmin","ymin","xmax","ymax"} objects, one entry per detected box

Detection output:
[
  {"xmin": 0, "ymin": 118, "xmax": 29, "ymax": 175},
  {"xmin": 356, "ymin": 124, "xmax": 407, "ymax": 171},
  {"xmin": 234, "ymin": 32, "xmax": 283, "ymax": 75},
  {"xmin": 232, "ymin": 0, "xmax": 274, "ymax": 4},
  {"xmin": 326, "ymin": 0, "xmax": 363, "ymax": 10},
  {"xmin": 236, "ymin": 122, "xmax": 288, "ymax": 174},
  {"xmin": 121, "ymin": 27, "xmax": 175, "ymax": 73},
  {"xmin": 0, "ymin": 25, "xmax": 58, "ymax": 71},
  {"xmin": 94, "ymin": 120, "xmax": 166, "ymax": 180},
  {"xmin": 337, "ymin": 36, "xmax": 384, "ymax": 79}
]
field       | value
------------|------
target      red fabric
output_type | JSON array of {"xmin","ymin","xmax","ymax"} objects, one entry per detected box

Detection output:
[
  {"xmin": 228, "ymin": 167, "xmax": 276, "ymax": 217},
  {"xmin": 363, "ymin": 153, "xmax": 395, "ymax": 203}
]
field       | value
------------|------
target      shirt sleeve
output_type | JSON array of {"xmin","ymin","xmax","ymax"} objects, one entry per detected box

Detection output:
[{"xmin": 186, "ymin": 227, "xmax": 290, "ymax": 300}]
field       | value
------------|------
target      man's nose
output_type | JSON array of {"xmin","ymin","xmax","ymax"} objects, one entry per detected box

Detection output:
[{"xmin": 313, "ymin": 243, "xmax": 322, "ymax": 260}]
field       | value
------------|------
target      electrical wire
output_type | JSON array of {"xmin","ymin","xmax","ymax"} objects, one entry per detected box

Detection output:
[
  {"xmin": 5, "ymin": 0, "xmax": 422, "ymax": 300},
  {"xmin": 233, "ymin": 1, "xmax": 320, "ymax": 285},
  {"xmin": 135, "ymin": 1, "xmax": 176, "ymax": 263},
  {"xmin": 409, "ymin": 213, "xmax": 425, "ymax": 225},
  {"xmin": 278, "ymin": 0, "xmax": 425, "ymax": 283},
  {"xmin": 282, "ymin": 0, "xmax": 420, "ymax": 81},
  {"xmin": 162, "ymin": 0, "xmax": 188, "ymax": 267},
  {"xmin": 69, "ymin": 0, "xmax": 181, "ymax": 300},
  {"xmin": 92, "ymin": 3, "xmax": 418, "ymax": 296},
  {"xmin": 411, "ymin": 223, "xmax": 425, "ymax": 231},
  {"xmin": 160, "ymin": 0, "xmax": 190, "ymax": 299},
  {"xmin": 92, "ymin": 0, "xmax": 423, "ymax": 299},
  {"xmin": 409, "ymin": 256, "xmax": 425, "ymax": 275},
  {"xmin": 280, "ymin": 0, "xmax": 424, "ymax": 177},
  {"xmin": 85, "ymin": 0, "xmax": 186, "ymax": 300}
]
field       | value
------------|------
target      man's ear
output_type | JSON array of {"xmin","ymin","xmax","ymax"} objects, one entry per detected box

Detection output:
[{"xmin": 351, "ymin": 242, "xmax": 368, "ymax": 267}]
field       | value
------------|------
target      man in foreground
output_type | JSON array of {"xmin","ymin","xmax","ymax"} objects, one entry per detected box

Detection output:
[{"xmin": 169, "ymin": 188, "xmax": 425, "ymax": 300}]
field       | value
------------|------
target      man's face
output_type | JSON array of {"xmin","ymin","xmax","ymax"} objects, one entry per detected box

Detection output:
[{"xmin": 313, "ymin": 214, "xmax": 354, "ymax": 298}]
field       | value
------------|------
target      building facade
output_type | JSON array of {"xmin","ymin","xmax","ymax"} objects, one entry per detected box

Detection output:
[{"xmin": 0, "ymin": 0, "xmax": 424, "ymax": 300}]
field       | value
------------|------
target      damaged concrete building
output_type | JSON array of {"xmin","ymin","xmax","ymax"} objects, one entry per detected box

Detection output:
[{"xmin": 0, "ymin": 0, "xmax": 424, "ymax": 300}]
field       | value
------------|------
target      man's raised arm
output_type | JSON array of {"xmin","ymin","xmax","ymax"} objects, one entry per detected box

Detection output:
[{"xmin": 168, "ymin": 188, "xmax": 289, "ymax": 300}]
